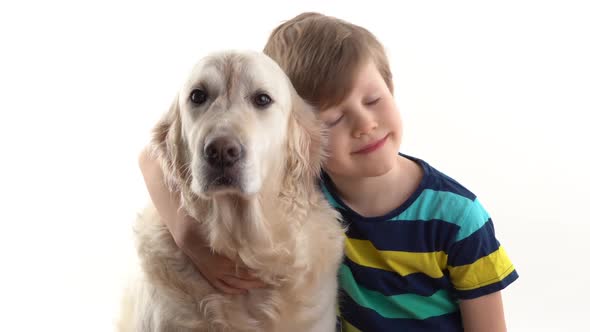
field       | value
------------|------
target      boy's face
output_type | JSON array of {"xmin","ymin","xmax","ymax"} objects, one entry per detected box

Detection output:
[{"xmin": 319, "ymin": 60, "xmax": 402, "ymax": 179}]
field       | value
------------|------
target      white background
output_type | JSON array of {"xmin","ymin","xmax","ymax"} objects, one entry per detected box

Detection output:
[{"xmin": 1, "ymin": 0, "xmax": 588, "ymax": 331}]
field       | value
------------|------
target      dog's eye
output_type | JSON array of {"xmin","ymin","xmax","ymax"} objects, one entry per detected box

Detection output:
[
  {"xmin": 190, "ymin": 89, "xmax": 208, "ymax": 105},
  {"xmin": 253, "ymin": 93, "xmax": 272, "ymax": 108}
]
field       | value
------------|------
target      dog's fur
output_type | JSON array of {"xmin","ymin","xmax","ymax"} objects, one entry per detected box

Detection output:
[{"xmin": 118, "ymin": 51, "xmax": 345, "ymax": 332}]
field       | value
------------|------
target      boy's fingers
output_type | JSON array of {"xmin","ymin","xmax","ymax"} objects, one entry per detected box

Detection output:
[
  {"xmin": 214, "ymin": 279, "xmax": 247, "ymax": 295},
  {"xmin": 231, "ymin": 267, "xmax": 259, "ymax": 280},
  {"xmin": 222, "ymin": 275, "xmax": 267, "ymax": 290}
]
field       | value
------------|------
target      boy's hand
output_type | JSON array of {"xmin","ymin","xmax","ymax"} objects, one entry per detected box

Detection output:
[{"xmin": 171, "ymin": 216, "xmax": 267, "ymax": 294}]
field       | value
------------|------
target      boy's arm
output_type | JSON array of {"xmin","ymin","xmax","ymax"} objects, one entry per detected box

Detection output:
[
  {"xmin": 138, "ymin": 147, "xmax": 266, "ymax": 294},
  {"xmin": 459, "ymin": 291, "xmax": 507, "ymax": 332},
  {"xmin": 138, "ymin": 147, "xmax": 191, "ymax": 240}
]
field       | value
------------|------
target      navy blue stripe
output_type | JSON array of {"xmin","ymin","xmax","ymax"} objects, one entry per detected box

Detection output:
[
  {"xmin": 423, "ymin": 171, "xmax": 477, "ymax": 201},
  {"xmin": 454, "ymin": 269, "xmax": 519, "ymax": 300},
  {"xmin": 345, "ymin": 218, "xmax": 459, "ymax": 253},
  {"xmin": 402, "ymin": 153, "xmax": 477, "ymax": 201},
  {"xmin": 447, "ymin": 219, "xmax": 500, "ymax": 266},
  {"xmin": 343, "ymin": 257, "xmax": 454, "ymax": 297},
  {"xmin": 339, "ymin": 291, "xmax": 464, "ymax": 332}
]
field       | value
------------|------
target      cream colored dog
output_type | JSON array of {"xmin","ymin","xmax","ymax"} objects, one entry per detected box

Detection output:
[{"xmin": 118, "ymin": 51, "xmax": 344, "ymax": 332}]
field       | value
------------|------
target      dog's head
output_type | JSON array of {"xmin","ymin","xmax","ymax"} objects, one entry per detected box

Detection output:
[{"xmin": 152, "ymin": 51, "xmax": 322, "ymax": 200}]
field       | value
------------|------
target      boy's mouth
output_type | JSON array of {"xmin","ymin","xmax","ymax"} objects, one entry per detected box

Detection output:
[{"xmin": 352, "ymin": 134, "xmax": 389, "ymax": 154}]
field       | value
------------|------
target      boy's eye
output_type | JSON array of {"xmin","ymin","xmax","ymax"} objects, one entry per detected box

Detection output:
[
  {"xmin": 366, "ymin": 97, "xmax": 380, "ymax": 106},
  {"xmin": 325, "ymin": 115, "xmax": 344, "ymax": 128}
]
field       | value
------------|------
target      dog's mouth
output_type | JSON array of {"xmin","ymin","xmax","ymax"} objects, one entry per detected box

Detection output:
[
  {"xmin": 209, "ymin": 173, "xmax": 238, "ymax": 188},
  {"xmin": 202, "ymin": 168, "xmax": 244, "ymax": 194}
]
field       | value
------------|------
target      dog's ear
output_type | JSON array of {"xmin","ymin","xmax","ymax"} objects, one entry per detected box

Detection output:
[
  {"xmin": 151, "ymin": 95, "xmax": 189, "ymax": 191},
  {"xmin": 283, "ymin": 92, "xmax": 324, "ymax": 199}
]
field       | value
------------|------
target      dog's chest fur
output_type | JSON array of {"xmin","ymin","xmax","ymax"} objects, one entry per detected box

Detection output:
[{"xmin": 132, "ymin": 191, "xmax": 342, "ymax": 332}]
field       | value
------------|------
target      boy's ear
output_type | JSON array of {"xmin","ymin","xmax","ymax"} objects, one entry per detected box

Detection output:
[
  {"xmin": 151, "ymin": 95, "xmax": 189, "ymax": 190},
  {"xmin": 283, "ymin": 91, "xmax": 325, "ymax": 196}
]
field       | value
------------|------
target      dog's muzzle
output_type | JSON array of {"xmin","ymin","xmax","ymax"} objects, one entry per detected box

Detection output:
[{"xmin": 201, "ymin": 136, "xmax": 245, "ymax": 191}]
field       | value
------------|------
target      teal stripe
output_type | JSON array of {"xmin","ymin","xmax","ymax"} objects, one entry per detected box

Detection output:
[
  {"xmin": 320, "ymin": 182, "xmax": 344, "ymax": 209},
  {"xmin": 339, "ymin": 264, "xmax": 458, "ymax": 320},
  {"xmin": 456, "ymin": 198, "xmax": 490, "ymax": 241},
  {"xmin": 391, "ymin": 189, "xmax": 489, "ymax": 241}
]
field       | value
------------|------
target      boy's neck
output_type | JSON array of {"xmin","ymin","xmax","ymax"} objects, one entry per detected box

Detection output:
[{"xmin": 327, "ymin": 155, "xmax": 423, "ymax": 218}]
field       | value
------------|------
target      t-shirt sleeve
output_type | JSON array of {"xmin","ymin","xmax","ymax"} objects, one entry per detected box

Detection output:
[{"xmin": 446, "ymin": 198, "xmax": 518, "ymax": 299}]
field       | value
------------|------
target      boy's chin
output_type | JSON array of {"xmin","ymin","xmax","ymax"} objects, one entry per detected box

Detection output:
[
  {"xmin": 362, "ymin": 155, "xmax": 398, "ymax": 177},
  {"xmin": 327, "ymin": 163, "xmax": 395, "ymax": 179},
  {"xmin": 363, "ymin": 165, "xmax": 395, "ymax": 178}
]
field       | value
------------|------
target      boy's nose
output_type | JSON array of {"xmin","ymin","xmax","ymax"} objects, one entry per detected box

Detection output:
[{"xmin": 352, "ymin": 111, "xmax": 377, "ymax": 138}]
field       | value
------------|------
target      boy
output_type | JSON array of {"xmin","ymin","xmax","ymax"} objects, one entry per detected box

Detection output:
[{"xmin": 139, "ymin": 12, "xmax": 517, "ymax": 331}]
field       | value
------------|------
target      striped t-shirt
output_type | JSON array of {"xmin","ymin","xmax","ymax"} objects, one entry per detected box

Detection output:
[{"xmin": 321, "ymin": 154, "xmax": 518, "ymax": 332}]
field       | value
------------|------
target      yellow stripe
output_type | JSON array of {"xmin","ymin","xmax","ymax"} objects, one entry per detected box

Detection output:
[
  {"xmin": 345, "ymin": 238, "xmax": 447, "ymax": 278},
  {"xmin": 448, "ymin": 246, "xmax": 515, "ymax": 290},
  {"xmin": 342, "ymin": 319, "xmax": 363, "ymax": 332}
]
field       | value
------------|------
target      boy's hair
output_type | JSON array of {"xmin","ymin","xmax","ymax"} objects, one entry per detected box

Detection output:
[{"xmin": 263, "ymin": 12, "xmax": 393, "ymax": 110}]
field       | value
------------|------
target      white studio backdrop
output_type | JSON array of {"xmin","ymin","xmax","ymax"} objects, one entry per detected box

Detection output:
[{"xmin": 0, "ymin": 1, "xmax": 588, "ymax": 331}]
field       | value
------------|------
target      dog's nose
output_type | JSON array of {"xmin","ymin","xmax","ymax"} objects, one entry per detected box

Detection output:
[{"xmin": 204, "ymin": 137, "xmax": 243, "ymax": 167}]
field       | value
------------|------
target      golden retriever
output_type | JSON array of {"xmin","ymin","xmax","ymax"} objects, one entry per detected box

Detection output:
[{"xmin": 118, "ymin": 51, "xmax": 345, "ymax": 332}]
